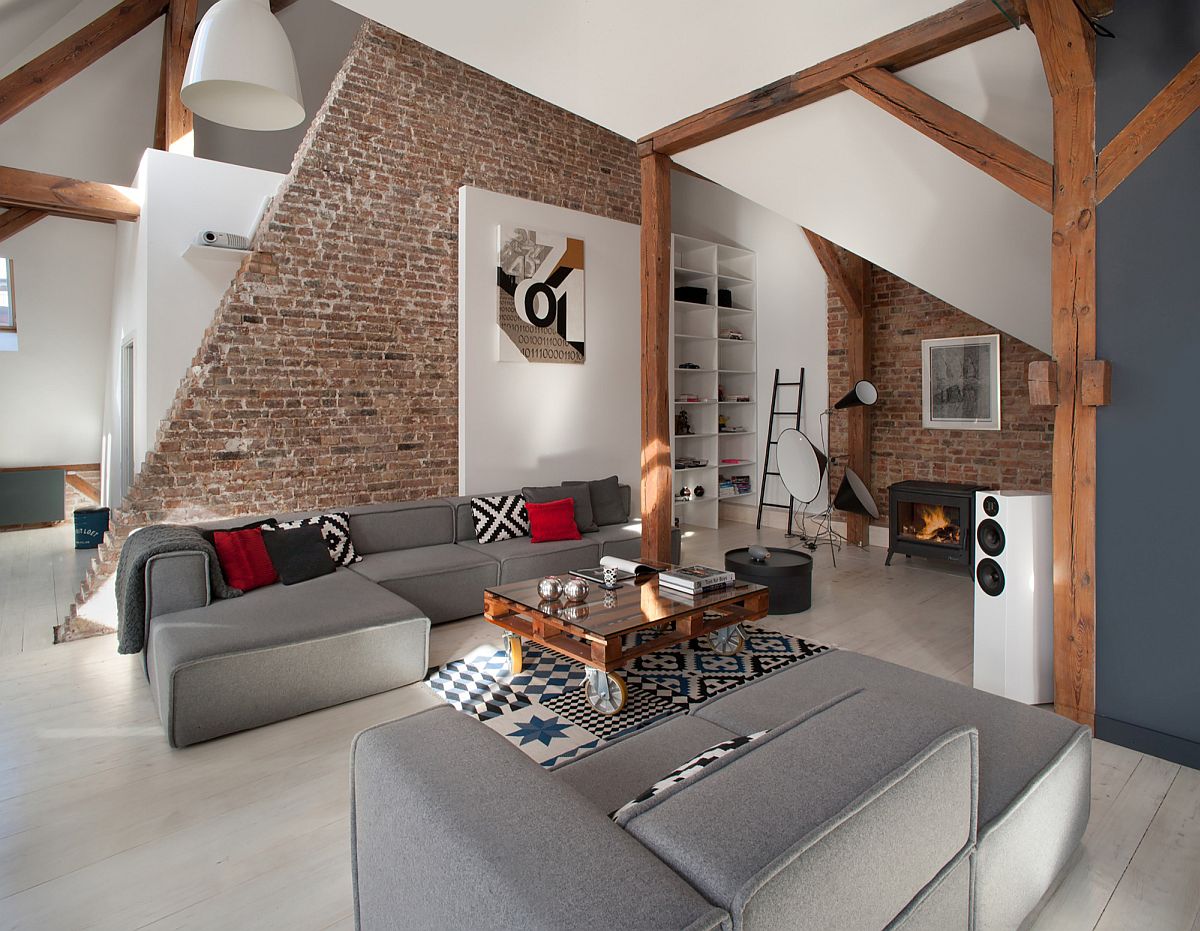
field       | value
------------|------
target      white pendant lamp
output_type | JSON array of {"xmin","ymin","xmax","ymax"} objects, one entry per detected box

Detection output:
[{"xmin": 181, "ymin": 0, "xmax": 305, "ymax": 131}]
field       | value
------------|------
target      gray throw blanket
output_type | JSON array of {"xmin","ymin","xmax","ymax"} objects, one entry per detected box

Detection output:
[{"xmin": 116, "ymin": 524, "xmax": 242, "ymax": 654}]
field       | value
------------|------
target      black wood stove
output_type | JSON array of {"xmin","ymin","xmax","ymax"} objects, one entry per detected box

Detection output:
[{"xmin": 885, "ymin": 480, "xmax": 988, "ymax": 574}]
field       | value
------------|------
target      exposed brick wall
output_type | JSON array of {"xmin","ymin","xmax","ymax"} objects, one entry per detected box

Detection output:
[
  {"xmin": 827, "ymin": 267, "xmax": 1053, "ymax": 527},
  {"xmin": 65, "ymin": 23, "xmax": 639, "ymax": 631}
]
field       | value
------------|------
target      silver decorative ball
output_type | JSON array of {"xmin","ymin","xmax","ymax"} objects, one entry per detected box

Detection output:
[
  {"xmin": 537, "ymin": 576, "xmax": 564, "ymax": 601},
  {"xmin": 563, "ymin": 578, "xmax": 590, "ymax": 602}
]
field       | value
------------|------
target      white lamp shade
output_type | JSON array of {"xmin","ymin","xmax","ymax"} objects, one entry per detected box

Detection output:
[{"xmin": 181, "ymin": 0, "xmax": 305, "ymax": 131}]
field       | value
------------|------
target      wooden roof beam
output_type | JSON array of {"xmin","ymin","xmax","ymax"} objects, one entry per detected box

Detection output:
[
  {"xmin": 1098, "ymin": 51, "xmax": 1200, "ymax": 202},
  {"xmin": 639, "ymin": 0, "xmax": 1015, "ymax": 156},
  {"xmin": 0, "ymin": 0, "xmax": 169, "ymax": 127},
  {"xmin": 0, "ymin": 207, "xmax": 47, "ymax": 243},
  {"xmin": 802, "ymin": 228, "xmax": 871, "ymax": 318},
  {"xmin": 844, "ymin": 67, "xmax": 1053, "ymax": 211},
  {"xmin": 0, "ymin": 166, "xmax": 140, "ymax": 223}
]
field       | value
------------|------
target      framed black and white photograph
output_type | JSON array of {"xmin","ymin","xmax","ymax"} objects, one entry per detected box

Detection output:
[{"xmin": 922, "ymin": 334, "xmax": 1001, "ymax": 431}]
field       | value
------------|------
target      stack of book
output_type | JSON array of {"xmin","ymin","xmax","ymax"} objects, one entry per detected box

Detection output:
[{"xmin": 659, "ymin": 565, "xmax": 735, "ymax": 595}]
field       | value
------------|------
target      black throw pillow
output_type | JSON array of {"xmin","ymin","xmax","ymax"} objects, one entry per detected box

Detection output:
[
  {"xmin": 523, "ymin": 484, "xmax": 597, "ymax": 533},
  {"xmin": 261, "ymin": 523, "xmax": 335, "ymax": 585},
  {"xmin": 564, "ymin": 476, "xmax": 628, "ymax": 526}
]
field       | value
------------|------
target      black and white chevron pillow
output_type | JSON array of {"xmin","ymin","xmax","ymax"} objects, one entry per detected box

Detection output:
[
  {"xmin": 472, "ymin": 495, "xmax": 529, "ymax": 544},
  {"xmin": 611, "ymin": 730, "xmax": 769, "ymax": 822},
  {"xmin": 264, "ymin": 512, "xmax": 361, "ymax": 566}
]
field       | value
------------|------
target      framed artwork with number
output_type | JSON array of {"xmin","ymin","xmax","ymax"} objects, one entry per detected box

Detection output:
[
  {"xmin": 922, "ymin": 334, "xmax": 1001, "ymax": 431},
  {"xmin": 495, "ymin": 226, "xmax": 585, "ymax": 364}
]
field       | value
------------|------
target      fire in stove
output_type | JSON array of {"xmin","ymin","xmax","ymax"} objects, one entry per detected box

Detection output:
[{"xmin": 901, "ymin": 504, "xmax": 962, "ymax": 545}]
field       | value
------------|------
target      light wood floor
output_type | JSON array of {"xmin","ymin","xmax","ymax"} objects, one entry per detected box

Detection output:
[
  {"xmin": 0, "ymin": 521, "xmax": 1196, "ymax": 929},
  {"xmin": 0, "ymin": 523, "xmax": 93, "ymax": 657}
]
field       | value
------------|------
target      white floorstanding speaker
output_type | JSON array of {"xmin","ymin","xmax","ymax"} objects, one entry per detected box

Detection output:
[{"xmin": 973, "ymin": 490, "xmax": 1053, "ymax": 704}]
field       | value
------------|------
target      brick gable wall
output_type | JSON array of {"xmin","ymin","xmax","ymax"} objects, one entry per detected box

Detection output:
[
  {"xmin": 827, "ymin": 267, "xmax": 1054, "ymax": 528},
  {"xmin": 63, "ymin": 23, "xmax": 639, "ymax": 636}
]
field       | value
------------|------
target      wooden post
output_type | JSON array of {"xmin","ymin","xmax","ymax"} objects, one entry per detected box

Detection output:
[
  {"xmin": 640, "ymin": 152, "xmax": 673, "ymax": 564},
  {"xmin": 155, "ymin": 0, "xmax": 199, "ymax": 155},
  {"xmin": 1026, "ymin": 0, "xmax": 1098, "ymax": 727},
  {"xmin": 845, "ymin": 292, "xmax": 872, "ymax": 546},
  {"xmin": 802, "ymin": 228, "xmax": 873, "ymax": 546}
]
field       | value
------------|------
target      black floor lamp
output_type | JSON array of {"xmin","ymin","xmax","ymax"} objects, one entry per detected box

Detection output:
[{"xmin": 778, "ymin": 379, "xmax": 880, "ymax": 567}]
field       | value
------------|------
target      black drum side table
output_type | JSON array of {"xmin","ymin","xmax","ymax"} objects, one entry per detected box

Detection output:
[{"xmin": 724, "ymin": 547, "xmax": 813, "ymax": 614}]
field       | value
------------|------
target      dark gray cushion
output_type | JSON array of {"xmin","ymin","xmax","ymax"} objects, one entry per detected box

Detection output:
[
  {"xmin": 345, "ymin": 500, "xmax": 455, "ymax": 554},
  {"xmin": 350, "ymin": 544, "xmax": 499, "ymax": 624},
  {"xmin": 564, "ymin": 475, "xmax": 628, "ymax": 526},
  {"xmin": 261, "ymin": 523, "xmax": 335, "ymax": 584},
  {"xmin": 457, "ymin": 535, "xmax": 599, "ymax": 584},
  {"xmin": 523, "ymin": 484, "xmax": 597, "ymax": 533}
]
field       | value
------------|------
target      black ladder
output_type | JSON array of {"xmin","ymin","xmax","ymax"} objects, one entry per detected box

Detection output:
[{"xmin": 756, "ymin": 368, "xmax": 806, "ymax": 532}]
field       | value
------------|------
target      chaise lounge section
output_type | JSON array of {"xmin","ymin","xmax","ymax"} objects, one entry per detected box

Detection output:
[{"xmin": 351, "ymin": 650, "xmax": 1090, "ymax": 930}]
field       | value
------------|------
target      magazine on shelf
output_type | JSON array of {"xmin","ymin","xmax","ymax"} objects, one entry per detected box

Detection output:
[{"xmin": 569, "ymin": 555, "xmax": 659, "ymax": 585}]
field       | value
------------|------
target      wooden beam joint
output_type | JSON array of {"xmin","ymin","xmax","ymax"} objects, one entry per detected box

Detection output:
[
  {"xmin": 1081, "ymin": 359, "xmax": 1111, "ymax": 407},
  {"xmin": 1028, "ymin": 360, "xmax": 1059, "ymax": 406}
]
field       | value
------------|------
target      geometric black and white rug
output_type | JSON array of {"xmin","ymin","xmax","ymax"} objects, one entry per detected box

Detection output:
[{"xmin": 427, "ymin": 626, "xmax": 830, "ymax": 767}]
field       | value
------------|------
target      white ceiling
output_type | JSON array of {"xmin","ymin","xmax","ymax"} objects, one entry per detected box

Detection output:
[
  {"xmin": 0, "ymin": 0, "xmax": 81, "ymax": 72},
  {"xmin": 335, "ymin": 0, "xmax": 1054, "ymax": 351}
]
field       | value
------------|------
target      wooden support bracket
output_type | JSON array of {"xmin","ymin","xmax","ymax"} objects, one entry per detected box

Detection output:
[
  {"xmin": 1081, "ymin": 359, "xmax": 1111, "ymax": 407},
  {"xmin": 1028, "ymin": 360, "xmax": 1058, "ymax": 406}
]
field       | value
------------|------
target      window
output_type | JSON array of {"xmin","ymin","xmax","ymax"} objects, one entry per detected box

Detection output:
[{"xmin": 0, "ymin": 258, "xmax": 13, "ymax": 332}]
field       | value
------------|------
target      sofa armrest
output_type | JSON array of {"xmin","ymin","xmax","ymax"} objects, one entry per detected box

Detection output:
[
  {"xmin": 145, "ymin": 551, "xmax": 210, "ymax": 621},
  {"xmin": 350, "ymin": 706, "xmax": 729, "ymax": 931}
]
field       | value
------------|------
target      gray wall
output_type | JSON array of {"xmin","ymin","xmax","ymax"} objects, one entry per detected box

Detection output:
[
  {"xmin": 194, "ymin": 0, "xmax": 363, "ymax": 174},
  {"xmin": 1095, "ymin": 1, "xmax": 1200, "ymax": 766}
]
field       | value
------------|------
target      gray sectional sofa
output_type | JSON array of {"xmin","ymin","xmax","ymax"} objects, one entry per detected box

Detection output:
[
  {"xmin": 351, "ymin": 651, "xmax": 1091, "ymax": 931},
  {"xmin": 142, "ymin": 484, "xmax": 680, "ymax": 747}
]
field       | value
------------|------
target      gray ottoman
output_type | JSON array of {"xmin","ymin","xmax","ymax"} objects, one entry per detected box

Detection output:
[{"xmin": 146, "ymin": 569, "xmax": 430, "ymax": 748}]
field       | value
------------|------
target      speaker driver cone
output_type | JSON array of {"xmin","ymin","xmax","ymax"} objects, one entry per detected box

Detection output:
[
  {"xmin": 977, "ymin": 519, "xmax": 1005, "ymax": 557},
  {"xmin": 976, "ymin": 558, "xmax": 1005, "ymax": 597}
]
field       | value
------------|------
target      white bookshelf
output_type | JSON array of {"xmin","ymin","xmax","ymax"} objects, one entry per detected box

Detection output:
[{"xmin": 670, "ymin": 234, "xmax": 757, "ymax": 530}]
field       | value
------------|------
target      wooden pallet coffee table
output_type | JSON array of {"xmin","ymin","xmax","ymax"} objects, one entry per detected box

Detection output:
[{"xmin": 483, "ymin": 571, "xmax": 769, "ymax": 715}]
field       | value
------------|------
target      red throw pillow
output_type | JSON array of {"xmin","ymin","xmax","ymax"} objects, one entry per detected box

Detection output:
[
  {"xmin": 212, "ymin": 528, "xmax": 278, "ymax": 592},
  {"xmin": 525, "ymin": 497, "xmax": 582, "ymax": 544}
]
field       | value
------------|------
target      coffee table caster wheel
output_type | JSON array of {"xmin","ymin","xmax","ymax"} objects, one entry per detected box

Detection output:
[
  {"xmin": 708, "ymin": 624, "xmax": 746, "ymax": 656},
  {"xmin": 504, "ymin": 633, "xmax": 523, "ymax": 675},
  {"xmin": 584, "ymin": 669, "xmax": 627, "ymax": 715}
]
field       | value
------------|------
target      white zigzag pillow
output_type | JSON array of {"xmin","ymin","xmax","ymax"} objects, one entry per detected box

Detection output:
[
  {"xmin": 610, "ymin": 730, "xmax": 769, "ymax": 823},
  {"xmin": 472, "ymin": 495, "xmax": 529, "ymax": 544},
  {"xmin": 263, "ymin": 512, "xmax": 361, "ymax": 566}
]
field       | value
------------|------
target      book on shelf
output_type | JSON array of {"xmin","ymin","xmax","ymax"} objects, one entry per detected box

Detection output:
[{"xmin": 659, "ymin": 565, "xmax": 735, "ymax": 594}]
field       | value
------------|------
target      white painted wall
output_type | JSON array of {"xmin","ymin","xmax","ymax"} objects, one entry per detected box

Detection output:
[
  {"xmin": 0, "ymin": 217, "xmax": 115, "ymax": 466},
  {"xmin": 100, "ymin": 151, "xmax": 283, "ymax": 506},
  {"xmin": 671, "ymin": 172, "xmax": 830, "ymax": 525},
  {"xmin": 458, "ymin": 186, "xmax": 641, "ymax": 503}
]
